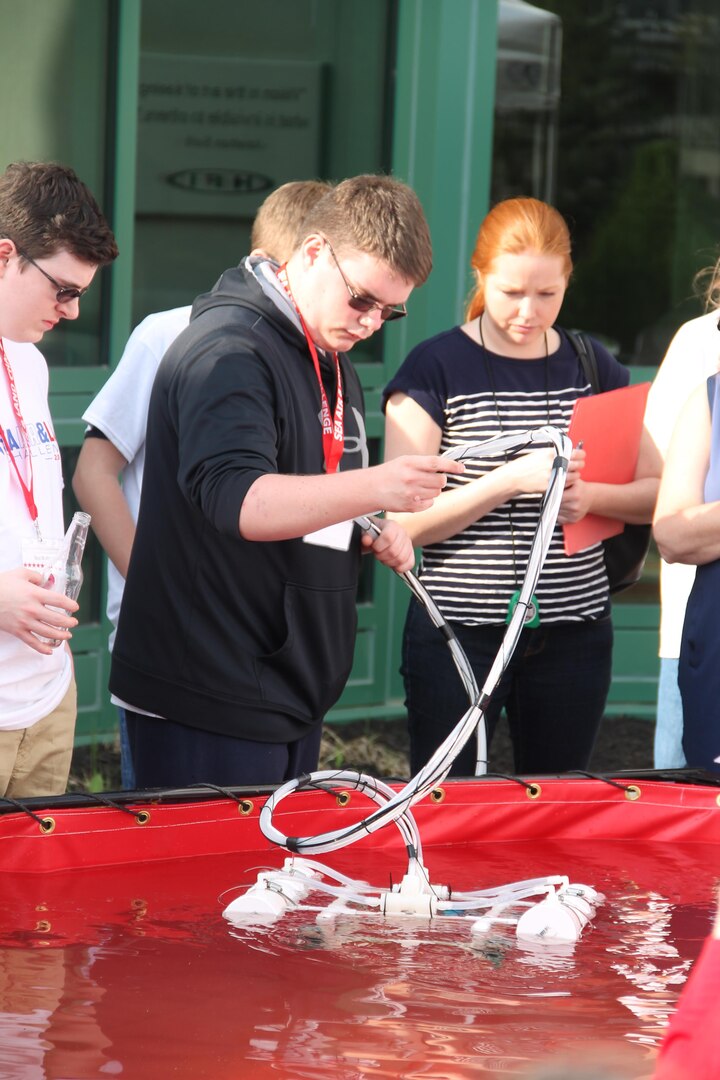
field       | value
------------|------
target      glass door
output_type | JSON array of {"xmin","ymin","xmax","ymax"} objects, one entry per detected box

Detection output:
[{"xmin": 490, "ymin": 0, "xmax": 720, "ymax": 715}]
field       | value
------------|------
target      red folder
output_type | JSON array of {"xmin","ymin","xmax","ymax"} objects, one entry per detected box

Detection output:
[{"xmin": 563, "ymin": 381, "xmax": 651, "ymax": 556}]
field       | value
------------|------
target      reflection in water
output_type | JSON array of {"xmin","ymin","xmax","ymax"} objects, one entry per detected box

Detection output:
[
  {"xmin": 0, "ymin": 839, "xmax": 714, "ymax": 1079},
  {"xmin": 608, "ymin": 888, "xmax": 696, "ymax": 1051},
  {"xmin": 0, "ymin": 946, "xmax": 118, "ymax": 1079}
]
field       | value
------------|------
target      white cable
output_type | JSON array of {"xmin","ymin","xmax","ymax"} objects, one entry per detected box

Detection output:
[{"xmin": 259, "ymin": 426, "xmax": 572, "ymax": 860}]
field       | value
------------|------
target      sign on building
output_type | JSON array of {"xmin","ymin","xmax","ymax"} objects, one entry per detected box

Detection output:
[{"xmin": 137, "ymin": 54, "xmax": 323, "ymax": 217}]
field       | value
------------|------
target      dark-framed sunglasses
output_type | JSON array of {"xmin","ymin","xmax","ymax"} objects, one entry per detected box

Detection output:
[
  {"xmin": 16, "ymin": 247, "xmax": 88, "ymax": 304},
  {"xmin": 325, "ymin": 240, "xmax": 407, "ymax": 322}
]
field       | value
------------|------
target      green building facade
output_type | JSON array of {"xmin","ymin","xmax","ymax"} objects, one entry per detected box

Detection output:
[{"xmin": 4, "ymin": 0, "xmax": 720, "ymax": 744}]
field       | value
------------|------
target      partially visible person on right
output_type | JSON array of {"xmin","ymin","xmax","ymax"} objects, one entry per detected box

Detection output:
[
  {"xmin": 650, "ymin": 887, "xmax": 720, "ymax": 1079},
  {"xmin": 654, "ymin": 327, "xmax": 720, "ymax": 774},
  {"xmin": 645, "ymin": 255, "xmax": 720, "ymax": 770}
]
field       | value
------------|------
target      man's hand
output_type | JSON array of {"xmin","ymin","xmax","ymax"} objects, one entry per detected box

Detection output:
[
  {"xmin": 374, "ymin": 455, "xmax": 465, "ymax": 513},
  {"xmin": 360, "ymin": 518, "xmax": 416, "ymax": 573},
  {"xmin": 0, "ymin": 567, "xmax": 78, "ymax": 654}
]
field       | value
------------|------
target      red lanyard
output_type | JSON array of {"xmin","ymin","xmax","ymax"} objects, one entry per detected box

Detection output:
[
  {"xmin": 277, "ymin": 266, "xmax": 345, "ymax": 474},
  {"xmin": 297, "ymin": 311, "xmax": 344, "ymax": 475},
  {"xmin": 0, "ymin": 339, "xmax": 40, "ymax": 537}
]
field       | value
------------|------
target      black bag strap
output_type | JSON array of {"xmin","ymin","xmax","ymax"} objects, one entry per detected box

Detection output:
[{"xmin": 564, "ymin": 328, "xmax": 601, "ymax": 395}]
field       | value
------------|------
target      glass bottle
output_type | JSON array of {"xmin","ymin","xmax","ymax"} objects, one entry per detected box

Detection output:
[{"xmin": 41, "ymin": 511, "xmax": 91, "ymax": 646}]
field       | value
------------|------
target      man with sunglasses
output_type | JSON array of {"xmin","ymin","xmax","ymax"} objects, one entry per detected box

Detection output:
[
  {"xmin": 73, "ymin": 179, "xmax": 334, "ymax": 790},
  {"xmin": 0, "ymin": 161, "xmax": 118, "ymax": 797},
  {"xmin": 110, "ymin": 173, "xmax": 463, "ymax": 789}
]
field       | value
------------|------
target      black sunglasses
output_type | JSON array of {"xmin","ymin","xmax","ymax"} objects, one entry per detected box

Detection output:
[
  {"xmin": 16, "ymin": 247, "xmax": 88, "ymax": 304},
  {"xmin": 325, "ymin": 241, "xmax": 407, "ymax": 322}
]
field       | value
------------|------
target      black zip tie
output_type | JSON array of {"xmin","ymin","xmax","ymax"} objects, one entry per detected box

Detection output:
[
  {"xmin": 0, "ymin": 796, "xmax": 54, "ymax": 828},
  {"xmin": 296, "ymin": 772, "xmax": 362, "ymax": 794},
  {"xmin": 562, "ymin": 770, "xmax": 641, "ymax": 793},
  {"xmin": 186, "ymin": 782, "xmax": 245, "ymax": 804},
  {"xmin": 72, "ymin": 789, "xmax": 152, "ymax": 821},
  {"xmin": 480, "ymin": 772, "xmax": 541, "ymax": 792}
]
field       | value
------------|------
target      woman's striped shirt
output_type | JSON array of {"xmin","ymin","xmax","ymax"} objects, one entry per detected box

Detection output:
[{"xmin": 382, "ymin": 326, "xmax": 629, "ymax": 625}]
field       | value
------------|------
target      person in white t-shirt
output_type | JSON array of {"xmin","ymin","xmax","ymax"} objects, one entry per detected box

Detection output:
[
  {"xmin": 0, "ymin": 161, "xmax": 118, "ymax": 797},
  {"xmin": 645, "ymin": 262, "xmax": 720, "ymax": 769},
  {"xmin": 72, "ymin": 180, "xmax": 331, "ymax": 788}
]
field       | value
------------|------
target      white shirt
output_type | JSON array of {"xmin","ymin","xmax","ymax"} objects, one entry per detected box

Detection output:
[
  {"xmin": 645, "ymin": 310, "xmax": 720, "ymax": 657},
  {"xmin": 82, "ymin": 306, "xmax": 192, "ymax": 647},
  {"xmin": 0, "ymin": 339, "xmax": 71, "ymax": 729}
]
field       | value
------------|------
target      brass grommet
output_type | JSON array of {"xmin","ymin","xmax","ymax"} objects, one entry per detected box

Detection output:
[
  {"xmin": 238, "ymin": 799, "xmax": 254, "ymax": 816},
  {"xmin": 336, "ymin": 791, "xmax": 350, "ymax": 807},
  {"xmin": 716, "ymin": 793, "xmax": 720, "ymax": 808},
  {"xmin": 624, "ymin": 785, "xmax": 641, "ymax": 801},
  {"xmin": 430, "ymin": 787, "xmax": 446, "ymax": 804},
  {"xmin": 35, "ymin": 920, "xmax": 51, "ymax": 933},
  {"xmin": 39, "ymin": 817, "xmax": 55, "ymax": 834},
  {"xmin": 526, "ymin": 783, "xmax": 542, "ymax": 800},
  {"xmin": 135, "ymin": 809, "xmax": 151, "ymax": 825}
]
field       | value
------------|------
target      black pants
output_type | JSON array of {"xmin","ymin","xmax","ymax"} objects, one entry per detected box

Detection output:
[
  {"xmin": 401, "ymin": 597, "xmax": 613, "ymax": 777},
  {"xmin": 125, "ymin": 711, "xmax": 323, "ymax": 789}
]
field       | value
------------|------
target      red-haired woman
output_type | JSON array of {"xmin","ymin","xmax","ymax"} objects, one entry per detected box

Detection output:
[{"xmin": 383, "ymin": 197, "xmax": 660, "ymax": 777}]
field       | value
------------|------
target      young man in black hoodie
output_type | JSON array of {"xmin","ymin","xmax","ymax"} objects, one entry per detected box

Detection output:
[{"xmin": 110, "ymin": 174, "xmax": 462, "ymax": 788}]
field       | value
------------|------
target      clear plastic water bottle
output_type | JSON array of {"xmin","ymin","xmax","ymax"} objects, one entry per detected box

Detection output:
[{"xmin": 41, "ymin": 511, "xmax": 91, "ymax": 646}]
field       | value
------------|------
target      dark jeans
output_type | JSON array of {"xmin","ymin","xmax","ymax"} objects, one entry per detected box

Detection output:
[
  {"xmin": 125, "ymin": 712, "xmax": 323, "ymax": 789},
  {"xmin": 116, "ymin": 706, "xmax": 136, "ymax": 790},
  {"xmin": 401, "ymin": 597, "xmax": 613, "ymax": 777},
  {"xmin": 679, "ymin": 560, "xmax": 720, "ymax": 775}
]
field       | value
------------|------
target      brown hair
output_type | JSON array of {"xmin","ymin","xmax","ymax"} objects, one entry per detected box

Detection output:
[
  {"xmin": 299, "ymin": 174, "xmax": 433, "ymax": 285},
  {"xmin": 0, "ymin": 161, "xmax": 118, "ymax": 265},
  {"xmin": 465, "ymin": 197, "xmax": 572, "ymax": 321},
  {"xmin": 250, "ymin": 179, "xmax": 333, "ymax": 262}
]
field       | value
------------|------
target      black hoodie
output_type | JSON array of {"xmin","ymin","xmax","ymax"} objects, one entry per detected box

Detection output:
[{"xmin": 110, "ymin": 263, "xmax": 367, "ymax": 741}]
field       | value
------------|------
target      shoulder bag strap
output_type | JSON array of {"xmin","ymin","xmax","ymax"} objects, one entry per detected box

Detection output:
[{"xmin": 564, "ymin": 327, "xmax": 601, "ymax": 394}]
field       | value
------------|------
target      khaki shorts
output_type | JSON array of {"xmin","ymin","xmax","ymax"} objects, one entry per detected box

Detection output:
[{"xmin": 0, "ymin": 676, "xmax": 77, "ymax": 799}]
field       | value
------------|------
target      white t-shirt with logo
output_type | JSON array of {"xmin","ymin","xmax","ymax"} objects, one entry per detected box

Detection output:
[{"xmin": 0, "ymin": 339, "xmax": 71, "ymax": 729}]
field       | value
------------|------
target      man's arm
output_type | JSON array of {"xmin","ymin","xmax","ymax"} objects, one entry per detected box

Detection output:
[
  {"xmin": 238, "ymin": 455, "xmax": 465, "ymax": 542},
  {"xmin": 72, "ymin": 437, "xmax": 135, "ymax": 579}
]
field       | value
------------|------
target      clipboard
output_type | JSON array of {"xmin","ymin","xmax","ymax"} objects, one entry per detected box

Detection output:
[{"xmin": 563, "ymin": 381, "xmax": 651, "ymax": 556}]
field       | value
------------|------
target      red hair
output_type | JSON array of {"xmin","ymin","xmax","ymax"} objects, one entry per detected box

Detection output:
[{"xmin": 465, "ymin": 197, "xmax": 573, "ymax": 321}]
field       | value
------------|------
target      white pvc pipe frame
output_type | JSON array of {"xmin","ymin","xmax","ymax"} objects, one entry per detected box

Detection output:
[{"xmin": 260, "ymin": 426, "xmax": 573, "ymax": 858}]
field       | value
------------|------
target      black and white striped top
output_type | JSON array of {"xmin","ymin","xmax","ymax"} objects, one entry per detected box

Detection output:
[{"xmin": 383, "ymin": 326, "xmax": 629, "ymax": 625}]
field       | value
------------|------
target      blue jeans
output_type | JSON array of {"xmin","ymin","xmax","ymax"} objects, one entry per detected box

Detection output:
[
  {"xmin": 653, "ymin": 658, "xmax": 687, "ymax": 769},
  {"xmin": 117, "ymin": 706, "xmax": 136, "ymax": 790},
  {"xmin": 125, "ymin": 711, "xmax": 323, "ymax": 789},
  {"xmin": 401, "ymin": 598, "xmax": 613, "ymax": 777}
]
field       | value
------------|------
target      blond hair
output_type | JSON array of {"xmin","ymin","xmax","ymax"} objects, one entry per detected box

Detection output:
[
  {"xmin": 251, "ymin": 180, "xmax": 333, "ymax": 262},
  {"xmin": 693, "ymin": 252, "xmax": 720, "ymax": 311}
]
